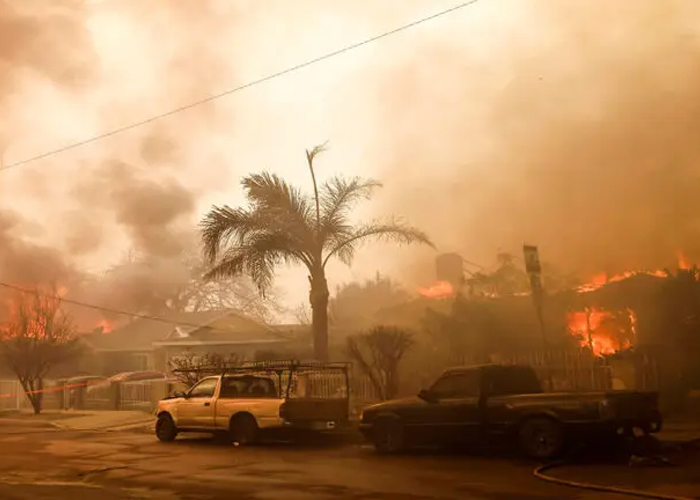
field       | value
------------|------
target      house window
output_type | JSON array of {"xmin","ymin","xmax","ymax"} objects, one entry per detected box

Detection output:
[{"xmin": 133, "ymin": 355, "xmax": 149, "ymax": 371}]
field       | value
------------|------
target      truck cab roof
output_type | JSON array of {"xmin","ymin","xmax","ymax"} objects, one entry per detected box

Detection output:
[{"xmin": 443, "ymin": 363, "xmax": 535, "ymax": 374}]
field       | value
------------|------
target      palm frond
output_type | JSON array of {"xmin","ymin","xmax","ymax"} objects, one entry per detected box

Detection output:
[
  {"xmin": 242, "ymin": 172, "xmax": 312, "ymax": 222},
  {"xmin": 319, "ymin": 176, "xmax": 381, "ymax": 240},
  {"xmin": 242, "ymin": 172, "xmax": 316, "ymax": 248},
  {"xmin": 306, "ymin": 142, "xmax": 329, "ymax": 166},
  {"xmin": 200, "ymin": 206, "xmax": 263, "ymax": 263},
  {"xmin": 204, "ymin": 231, "xmax": 308, "ymax": 295},
  {"xmin": 322, "ymin": 218, "xmax": 434, "ymax": 268}
]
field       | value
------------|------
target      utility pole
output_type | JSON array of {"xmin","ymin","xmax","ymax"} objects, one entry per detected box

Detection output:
[
  {"xmin": 585, "ymin": 307, "xmax": 594, "ymax": 352},
  {"xmin": 523, "ymin": 244, "xmax": 553, "ymax": 391}
]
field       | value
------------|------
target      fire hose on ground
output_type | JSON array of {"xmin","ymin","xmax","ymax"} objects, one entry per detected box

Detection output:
[{"xmin": 534, "ymin": 460, "xmax": 697, "ymax": 500}]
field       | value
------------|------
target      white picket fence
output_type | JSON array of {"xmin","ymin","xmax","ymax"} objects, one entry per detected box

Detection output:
[
  {"xmin": 0, "ymin": 378, "xmax": 173, "ymax": 412},
  {"xmin": 0, "ymin": 379, "xmax": 67, "ymax": 411},
  {"xmin": 0, "ymin": 379, "xmax": 27, "ymax": 411}
]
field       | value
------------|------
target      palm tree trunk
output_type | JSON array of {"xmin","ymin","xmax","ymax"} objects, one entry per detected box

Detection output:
[{"xmin": 309, "ymin": 273, "xmax": 330, "ymax": 361}]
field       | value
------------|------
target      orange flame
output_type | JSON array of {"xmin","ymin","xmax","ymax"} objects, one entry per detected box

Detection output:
[
  {"xmin": 678, "ymin": 251, "xmax": 691, "ymax": 270},
  {"xmin": 417, "ymin": 281, "xmax": 455, "ymax": 299},
  {"xmin": 577, "ymin": 269, "xmax": 668, "ymax": 293},
  {"xmin": 567, "ymin": 307, "xmax": 636, "ymax": 356},
  {"xmin": 1, "ymin": 292, "xmax": 54, "ymax": 340},
  {"xmin": 570, "ymin": 253, "xmax": 697, "ymax": 355},
  {"xmin": 95, "ymin": 319, "xmax": 113, "ymax": 333}
]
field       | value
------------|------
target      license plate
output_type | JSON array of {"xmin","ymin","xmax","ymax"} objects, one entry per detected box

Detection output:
[{"xmin": 311, "ymin": 421, "xmax": 335, "ymax": 430}]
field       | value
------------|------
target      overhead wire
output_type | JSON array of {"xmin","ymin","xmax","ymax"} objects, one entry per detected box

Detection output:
[
  {"xmin": 0, "ymin": 0, "xmax": 481, "ymax": 172},
  {"xmin": 0, "ymin": 281, "xmax": 221, "ymax": 330},
  {"xmin": 0, "ymin": 2, "xmax": 485, "ymax": 332}
]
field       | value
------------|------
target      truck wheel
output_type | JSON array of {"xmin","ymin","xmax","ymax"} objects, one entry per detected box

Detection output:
[
  {"xmin": 372, "ymin": 417, "xmax": 405, "ymax": 454},
  {"xmin": 155, "ymin": 414, "xmax": 178, "ymax": 442},
  {"xmin": 230, "ymin": 414, "xmax": 258, "ymax": 445},
  {"xmin": 518, "ymin": 417, "xmax": 564, "ymax": 460}
]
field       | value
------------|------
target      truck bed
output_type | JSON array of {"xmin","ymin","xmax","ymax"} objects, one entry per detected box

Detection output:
[
  {"xmin": 282, "ymin": 398, "xmax": 349, "ymax": 422},
  {"xmin": 605, "ymin": 390, "xmax": 659, "ymax": 421}
]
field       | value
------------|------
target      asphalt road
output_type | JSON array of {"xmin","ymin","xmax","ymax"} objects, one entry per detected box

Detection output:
[{"xmin": 0, "ymin": 425, "xmax": 642, "ymax": 500}]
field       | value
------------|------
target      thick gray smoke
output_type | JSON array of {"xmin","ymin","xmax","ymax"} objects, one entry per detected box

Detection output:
[
  {"xmin": 372, "ymin": 0, "xmax": 700, "ymax": 282},
  {"xmin": 0, "ymin": 1, "xmax": 241, "ymax": 327}
]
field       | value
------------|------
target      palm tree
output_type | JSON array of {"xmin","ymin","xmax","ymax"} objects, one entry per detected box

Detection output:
[{"xmin": 200, "ymin": 145, "xmax": 433, "ymax": 360}]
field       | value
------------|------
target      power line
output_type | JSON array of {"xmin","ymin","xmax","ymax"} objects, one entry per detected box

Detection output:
[
  {"xmin": 0, "ymin": 0, "xmax": 481, "ymax": 172},
  {"xmin": 0, "ymin": 281, "xmax": 219, "ymax": 330}
]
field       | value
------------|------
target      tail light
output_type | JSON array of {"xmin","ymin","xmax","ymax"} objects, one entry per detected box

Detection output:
[
  {"xmin": 279, "ymin": 402, "xmax": 287, "ymax": 419},
  {"xmin": 598, "ymin": 399, "xmax": 616, "ymax": 419}
]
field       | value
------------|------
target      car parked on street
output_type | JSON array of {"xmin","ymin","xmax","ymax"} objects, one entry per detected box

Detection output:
[
  {"xmin": 155, "ymin": 360, "xmax": 351, "ymax": 444},
  {"xmin": 85, "ymin": 371, "xmax": 167, "ymax": 394},
  {"xmin": 359, "ymin": 363, "xmax": 663, "ymax": 459}
]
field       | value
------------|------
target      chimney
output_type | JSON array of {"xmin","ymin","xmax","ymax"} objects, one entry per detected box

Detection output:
[{"xmin": 436, "ymin": 253, "xmax": 464, "ymax": 290}]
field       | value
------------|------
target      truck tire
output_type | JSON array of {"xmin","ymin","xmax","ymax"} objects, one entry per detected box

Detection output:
[
  {"xmin": 518, "ymin": 417, "xmax": 564, "ymax": 460},
  {"xmin": 230, "ymin": 414, "xmax": 258, "ymax": 445},
  {"xmin": 372, "ymin": 417, "xmax": 405, "ymax": 454},
  {"xmin": 155, "ymin": 414, "xmax": 178, "ymax": 442}
]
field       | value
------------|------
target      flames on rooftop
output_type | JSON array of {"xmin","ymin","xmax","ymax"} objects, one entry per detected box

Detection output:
[
  {"xmin": 566, "ymin": 251, "xmax": 695, "ymax": 356},
  {"xmin": 416, "ymin": 252, "xmax": 696, "ymax": 357}
]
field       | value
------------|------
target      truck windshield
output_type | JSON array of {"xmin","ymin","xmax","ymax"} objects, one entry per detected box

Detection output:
[{"xmin": 486, "ymin": 366, "xmax": 543, "ymax": 396}]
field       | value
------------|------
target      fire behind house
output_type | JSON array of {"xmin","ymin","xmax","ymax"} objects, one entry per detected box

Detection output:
[{"xmin": 381, "ymin": 253, "xmax": 700, "ymax": 397}]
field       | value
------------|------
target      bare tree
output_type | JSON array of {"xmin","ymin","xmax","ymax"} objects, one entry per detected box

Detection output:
[
  {"xmin": 345, "ymin": 325, "xmax": 415, "ymax": 400},
  {"xmin": 167, "ymin": 352, "xmax": 243, "ymax": 388},
  {"xmin": 0, "ymin": 289, "xmax": 80, "ymax": 414},
  {"xmin": 293, "ymin": 302, "xmax": 312, "ymax": 325},
  {"xmin": 99, "ymin": 250, "xmax": 283, "ymax": 323},
  {"xmin": 183, "ymin": 255, "xmax": 285, "ymax": 321}
]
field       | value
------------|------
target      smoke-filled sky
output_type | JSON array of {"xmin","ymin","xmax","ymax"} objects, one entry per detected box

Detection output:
[{"xmin": 1, "ymin": 0, "xmax": 699, "ymax": 323}]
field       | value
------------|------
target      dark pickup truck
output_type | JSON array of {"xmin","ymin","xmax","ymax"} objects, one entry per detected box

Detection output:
[{"xmin": 359, "ymin": 364, "xmax": 662, "ymax": 459}]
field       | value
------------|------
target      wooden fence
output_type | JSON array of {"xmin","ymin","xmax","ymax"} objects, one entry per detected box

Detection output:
[
  {"xmin": 0, "ymin": 350, "xmax": 661, "ymax": 413},
  {"xmin": 497, "ymin": 349, "xmax": 613, "ymax": 392},
  {"xmin": 347, "ymin": 348, "xmax": 662, "ymax": 405}
]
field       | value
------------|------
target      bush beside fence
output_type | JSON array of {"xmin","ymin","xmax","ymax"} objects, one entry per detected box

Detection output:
[{"xmin": 0, "ymin": 349, "xmax": 662, "ymax": 413}]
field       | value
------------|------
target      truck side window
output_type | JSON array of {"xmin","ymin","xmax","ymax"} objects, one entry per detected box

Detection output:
[
  {"xmin": 220, "ymin": 378, "xmax": 244, "ymax": 398},
  {"xmin": 188, "ymin": 378, "xmax": 218, "ymax": 398},
  {"xmin": 247, "ymin": 378, "xmax": 276, "ymax": 398},
  {"xmin": 430, "ymin": 372, "xmax": 479, "ymax": 399}
]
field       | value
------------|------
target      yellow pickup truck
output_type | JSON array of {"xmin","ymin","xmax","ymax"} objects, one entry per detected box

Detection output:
[{"xmin": 155, "ymin": 361, "xmax": 350, "ymax": 444}]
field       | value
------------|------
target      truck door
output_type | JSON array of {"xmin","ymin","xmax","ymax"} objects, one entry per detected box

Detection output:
[
  {"xmin": 425, "ymin": 370, "xmax": 483, "ymax": 443},
  {"xmin": 177, "ymin": 377, "xmax": 218, "ymax": 429}
]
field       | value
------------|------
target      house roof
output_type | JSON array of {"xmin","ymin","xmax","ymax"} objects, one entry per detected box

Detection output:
[
  {"xmin": 374, "ymin": 297, "xmax": 455, "ymax": 327},
  {"xmin": 81, "ymin": 309, "xmax": 282, "ymax": 352}
]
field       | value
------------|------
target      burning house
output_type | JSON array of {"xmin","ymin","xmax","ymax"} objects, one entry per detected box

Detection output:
[{"xmin": 380, "ymin": 253, "xmax": 700, "ymax": 398}]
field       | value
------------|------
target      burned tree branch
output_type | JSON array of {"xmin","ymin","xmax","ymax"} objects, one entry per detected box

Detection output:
[
  {"xmin": 167, "ymin": 352, "xmax": 244, "ymax": 388},
  {"xmin": 0, "ymin": 287, "xmax": 80, "ymax": 414}
]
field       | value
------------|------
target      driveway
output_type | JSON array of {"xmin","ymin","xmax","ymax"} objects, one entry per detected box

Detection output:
[{"xmin": 0, "ymin": 424, "xmax": 685, "ymax": 500}]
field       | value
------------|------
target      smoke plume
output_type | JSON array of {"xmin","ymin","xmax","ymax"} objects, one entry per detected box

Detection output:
[
  {"xmin": 0, "ymin": 0, "xmax": 244, "ymax": 328},
  {"xmin": 372, "ymin": 0, "xmax": 700, "ymax": 281}
]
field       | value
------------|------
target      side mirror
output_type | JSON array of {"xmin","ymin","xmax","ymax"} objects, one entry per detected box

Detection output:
[
  {"xmin": 418, "ymin": 389, "xmax": 436, "ymax": 403},
  {"xmin": 173, "ymin": 391, "xmax": 186, "ymax": 399}
]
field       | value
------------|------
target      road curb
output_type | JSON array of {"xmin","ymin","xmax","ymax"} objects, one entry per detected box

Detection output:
[
  {"xmin": 103, "ymin": 420, "xmax": 155, "ymax": 432},
  {"xmin": 50, "ymin": 419, "xmax": 156, "ymax": 432},
  {"xmin": 0, "ymin": 418, "xmax": 64, "ymax": 430}
]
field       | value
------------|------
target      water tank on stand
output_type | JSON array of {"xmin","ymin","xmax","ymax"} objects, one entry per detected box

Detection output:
[{"xmin": 436, "ymin": 253, "xmax": 465, "ymax": 291}]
